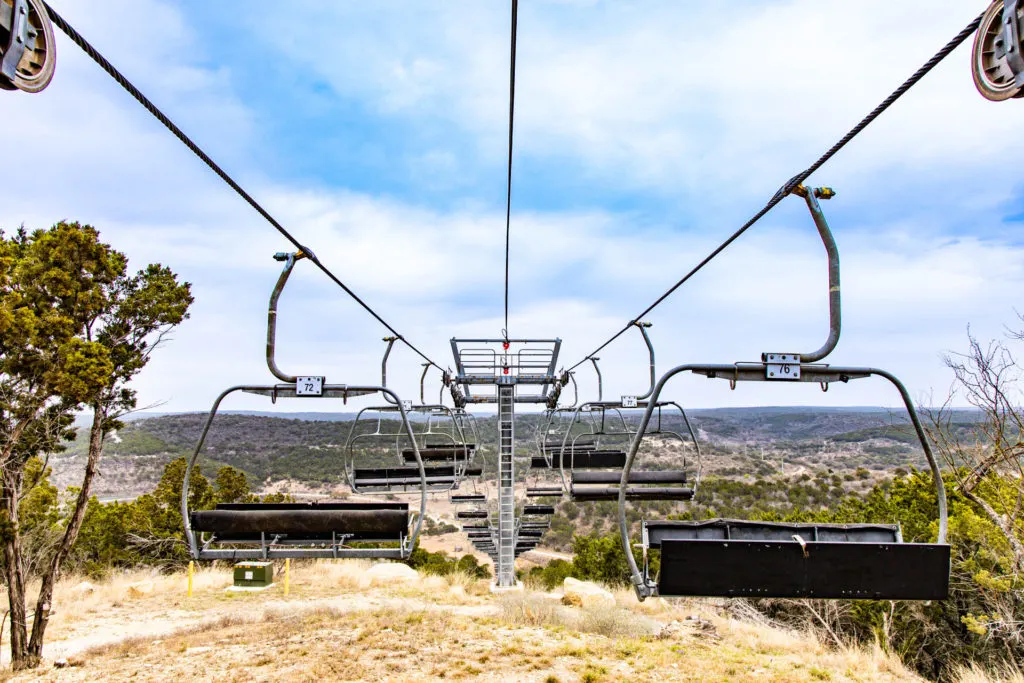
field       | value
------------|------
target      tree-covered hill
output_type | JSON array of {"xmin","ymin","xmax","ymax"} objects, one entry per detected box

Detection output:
[{"xmin": 48, "ymin": 407, "xmax": 980, "ymax": 498}]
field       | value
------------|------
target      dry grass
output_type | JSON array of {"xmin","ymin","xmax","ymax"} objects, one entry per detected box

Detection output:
[
  {"xmin": 293, "ymin": 557, "xmax": 374, "ymax": 590},
  {"xmin": 0, "ymin": 565, "xmax": 944, "ymax": 682},
  {"xmin": 501, "ymin": 591, "xmax": 659, "ymax": 638},
  {"xmin": 40, "ymin": 565, "xmax": 230, "ymax": 624},
  {"xmin": 952, "ymin": 662, "xmax": 1024, "ymax": 683}
]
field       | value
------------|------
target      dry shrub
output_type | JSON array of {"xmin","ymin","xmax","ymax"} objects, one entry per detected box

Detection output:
[
  {"xmin": 577, "ymin": 605, "xmax": 659, "ymax": 638},
  {"xmin": 299, "ymin": 558, "xmax": 374, "ymax": 590},
  {"xmin": 441, "ymin": 568, "xmax": 478, "ymax": 592},
  {"xmin": 611, "ymin": 588, "xmax": 677, "ymax": 617},
  {"xmin": 501, "ymin": 592, "xmax": 659, "ymax": 638},
  {"xmin": 501, "ymin": 593, "xmax": 570, "ymax": 629},
  {"xmin": 78, "ymin": 634, "xmax": 152, "ymax": 660}
]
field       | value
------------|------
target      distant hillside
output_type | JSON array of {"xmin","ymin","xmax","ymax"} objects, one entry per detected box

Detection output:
[{"xmin": 49, "ymin": 407, "xmax": 982, "ymax": 499}]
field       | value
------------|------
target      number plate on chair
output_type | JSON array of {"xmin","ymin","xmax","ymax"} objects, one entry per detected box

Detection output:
[
  {"xmin": 621, "ymin": 395, "xmax": 638, "ymax": 408},
  {"xmin": 764, "ymin": 354, "xmax": 801, "ymax": 380},
  {"xmin": 296, "ymin": 376, "xmax": 325, "ymax": 396},
  {"xmin": 402, "ymin": 400, "xmax": 413, "ymax": 411}
]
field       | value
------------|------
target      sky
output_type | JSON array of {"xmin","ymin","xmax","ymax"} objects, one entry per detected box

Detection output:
[{"xmin": 1, "ymin": 0, "xmax": 1022, "ymax": 414}]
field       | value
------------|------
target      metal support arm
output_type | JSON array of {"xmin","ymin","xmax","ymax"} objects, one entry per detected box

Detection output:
[
  {"xmin": 266, "ymin": 251, "xmax": 306, "ymax": 383},
  {"xmin": 633, "ymin": 322, "xmax": 656, "ymax": 399},
  {"xmin": 380, "ymin": 336, "xmax": 400, "ymax": 404},
  {"xmin": 420, "ymin": 363, "xmax": 431, "ymax": 403},
  {"xmin": 588, "ymin": 357, "xmax": 603, "ymax": 402},
  {"xmin": 786, "ymin": 186, "xmax": 841, "ymax": 363}
]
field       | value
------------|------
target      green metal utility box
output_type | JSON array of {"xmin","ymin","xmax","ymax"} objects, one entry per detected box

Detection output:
[{"xmin": 233, "ymin": 561, "xmax": 274, "ymax": 588}]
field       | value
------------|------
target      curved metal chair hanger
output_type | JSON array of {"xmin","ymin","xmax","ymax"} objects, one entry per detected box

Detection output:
[
  {"xmin": 343, "ymin": 338, "xmax": 477, "ymax": 494},
  {"xmin": 182, "ymin": 251, "xmax": 427, "ymax": 561},
  {"xmin": 618, "ymin": 186, "xmax": 950, "ymax": 602}
]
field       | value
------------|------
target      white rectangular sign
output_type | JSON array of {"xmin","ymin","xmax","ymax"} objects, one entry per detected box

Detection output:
[{"xmin": 295, "ymin": 376, "xmax": 325, "ymax": 396}]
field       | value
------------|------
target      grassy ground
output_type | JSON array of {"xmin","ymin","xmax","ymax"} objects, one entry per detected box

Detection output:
[{"xmin": 0, "ymin": 562, "xmax": 1016, "ymax": 682}]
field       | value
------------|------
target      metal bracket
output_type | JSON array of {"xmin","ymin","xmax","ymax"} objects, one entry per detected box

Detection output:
[
  {"xmin": 763, "ymin": 353, "xmax": 801, "ymax": 380},
  {"xmin": 1003, "ymin": 0, "xmax": 1024, "ymax": 87},
  {"xmin": 1, "ymin": 0, "xmax": 30, "ymax": 84}
]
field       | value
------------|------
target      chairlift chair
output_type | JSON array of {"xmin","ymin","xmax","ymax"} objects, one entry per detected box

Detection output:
[
  {"xmin": 557, "ymin": 325, "xmax": 701, "ymax": 503},
  {"xmin": 343, "ymin": 405, "xmax": 473, "ymax": 494},
  {"xmin": 182, "ymin": 252, "xmax": 427, "ymax": 561},
  {"xmin": 343, "ymin": 338, "xmax": 475, "ymax": 493},
  {"xmin": 533, "ymin": 402, "xmax": 630, "ymax": 471},
  {"xmin": 617, "ymin": 187, "xmax": 951, "ymax": 601},
  {"xmin": 567, "ymin": 401, "xmax": 700, "ymax": 502}
]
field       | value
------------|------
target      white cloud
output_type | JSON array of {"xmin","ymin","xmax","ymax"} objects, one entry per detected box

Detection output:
[
  {"xmin": 2, "ymin": 0, "xmax": 1022, "ymax": 417},
  {"xmin": 254, "ymin": 0, "xmax": 1024, "ymax": 209}
]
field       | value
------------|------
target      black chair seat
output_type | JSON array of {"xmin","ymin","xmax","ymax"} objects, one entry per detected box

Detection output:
[
  {"xmin": 644, "ymin": 519, "xmax": 902, "ymax": 547},
  {"xmin": 543, "ymin": 439, "xmax": 594, "ymax": 449},
  {"xmin": 451, "ymin": 494, "xmax": 487, "ymax": 503},
  {"xmin": 658, "ymin": 538, "xmax": 950, "ymax": 600},
  {"xmin": 572, "ymin": 470, "xmax": 687, "ymax": 484},
  {"xmin": 532, "ymin": 451, "xmax": 627, "ymax": 469},
  {"xmin": 456, "ymin": 510, "xmax": 488, "ymax": 519},
  {"xmin": 402, "ymin": 445, "xmax": 476, "ymax": 462},
  {"xmin": 191, "ymin": 504, "xmax": 408, "ymax": 539},
  {"xmin": 353, "ymin": 465, "xmax": 482, "ymax": 488},
  {"xmin": 522, "ymin": 505, "xmax": 555, "ymax": 515},
  {"xmin": 571, "ymin": 487, "xmax": 694, "ymax": 502},
  {"xmin": 525, "ymin": 487, "xmax": 563, "ymax": 497},
  {"xmin": 215, "ymin": 502, "xmax": 407, "ymax": 511}
]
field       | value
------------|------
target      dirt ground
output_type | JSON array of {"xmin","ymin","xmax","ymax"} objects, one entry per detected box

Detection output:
[{"xmin": 0, "ymin": 562, "xmax": 930, "ymax": 683}]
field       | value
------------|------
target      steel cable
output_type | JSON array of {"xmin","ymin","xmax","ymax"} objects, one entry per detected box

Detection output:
[
  {"xmin": 503, "ymin": 0, "xmax": 519, "ymax": 341},
  {"xmin": 567, "ymin": 10, "xmax": 985, "ymax": 372},
  {"xmin": 42, "ymin": 2, "xmax": 443, "ymax": 370}
]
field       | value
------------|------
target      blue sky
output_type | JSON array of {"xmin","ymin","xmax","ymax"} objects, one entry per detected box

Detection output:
[{"xmin": 2, "ymin": 0, "xmax": 1023, "ymax": 413}]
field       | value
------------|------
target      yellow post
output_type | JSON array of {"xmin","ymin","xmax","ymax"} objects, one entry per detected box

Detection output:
[
  {"xmin": 284, "ymin": 558, "xmax": 290, "ymax": 596},
  {"xmin": 187, "ymin": 561, "xmax": 194, "ymax": 597}
]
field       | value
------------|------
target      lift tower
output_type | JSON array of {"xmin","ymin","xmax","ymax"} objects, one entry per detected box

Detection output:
[{"xmin": 450, "ymin": 338, "xmax": 561, "ymax": 586}]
